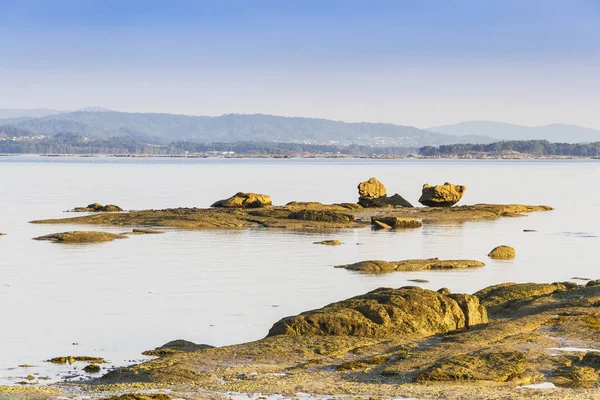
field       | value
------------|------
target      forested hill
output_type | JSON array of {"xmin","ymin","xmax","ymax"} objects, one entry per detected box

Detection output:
[
  {"xmin": 420, "ymin": 140, "xmax": 600, "ymax": 157},
  {"xmin": 0, "ymin": 111, "xmax": 492, "ymax": 147}
]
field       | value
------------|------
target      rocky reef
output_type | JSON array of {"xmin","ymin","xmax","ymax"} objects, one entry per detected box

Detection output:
[
  {"xmin": 88, "ymin": 280, "xmax": 600, "ymax": 399},
  {"xmin": 33, "ymin": 231, "xmax": 127, "ymax": 243},
  {"xmin": 419, "ymin": 182, "xmax": 466, "ymax": 207},
  {"xmin": 335, "ymin": 258, "xmax": 485, "ymax": 272}
]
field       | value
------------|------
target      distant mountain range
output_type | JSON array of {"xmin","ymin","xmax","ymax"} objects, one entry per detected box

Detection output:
[
  {"xmin": 428, "ymin": 121, "xmax": 600, "ymax": 144},
  {"xmin": 0, "ymin": 110, "xmax": 490, "ymax": 147},
  {"xmin": 1, "ymin": 109, "xmax": 598, "ymax": 147}
]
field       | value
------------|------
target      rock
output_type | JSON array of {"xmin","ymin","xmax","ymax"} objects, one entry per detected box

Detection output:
[
  {"xmin": 523, "ymin": 229, "xmax": 537, "ymax": 232},
  {"xmin": 488, "ymin": 245, "xmax": 516, "ymax": 259},
  {"xmin": 33, "ymin": 231, "xmax": 128, "ymax": 243},
  {"xmin": 73, "ymin": 203, "xmax": 123, "ymax": 212},
  {"xmin": 416, "ymin": 351, "xmax": 528, "ymax": 382},
  {"xmin": 102, "ymin": 395, "xmax": 171, "ymax": 400},
  {"xmin": 438, "ymin": 287, "xmax": 452, "ymax": 295},
  {"xmin": 83, "ymin": 364, "xmax": 101, "ymax": 373},
  {"xmin": 335, "ymin": 258, "xmax": 485, "ymax": 273},
  {"xmin": 211, "ymin": 192, "xmax": 272, "ymax": 208},
  {"xmin": 407, "ymin": 279, "xmax": 429, "ymax": 283},
  {"xmin": 142, "ymin": 339, "xmax": 214, "ymax": 357},
  {"xmin": 288, "ymin": 210, "xmax": 353, "ymax": 223},
  {"xmin": 313, "ymin": 240, "xmax": 343, "ymax": 245},
  {"xmin": 0, "ymin": 233, "xmax": 5, "ymax": 236},
  {"xmin": 566, "ymin": 366, "xmax": 599, "ymax": 382},
  {"xmin": 267, "ymin": 286, "xmax": 487, "ymax": 338},
  {"xmin": 25, "ymin": 375, "xmax": 35, "ymax": 381},
  {"xmin": 586, "ymin": 279, "xmax": 600, "ymax": 287},
  {"xmin": 364, "ymin": 193, "xmax": 413, "ymax": 208},
  {"xmin": 46, "ymin": 356, "xmax": 106, "ymax": 364},
  {"xmin": 372, "ymin": 220, "xmax": 392, "ymax": 230},
  {"xmin": 358, "ymin": 177, "xmax": 386, "ymax": 199},
  {"xmin": 448, "ymin": 293, "xmax": 489, "ymax": 328},
  {"xmin": 371, "ymin": 217, "xmax": 422, "ymax": 229},
  {"xmin": 122, "ymin": 228, "xmax": 164, "ymax": 235},
  {"xmin": 418, "ymin": 182, "xmax": 466, "ymax": 207},
  {"xmin": 474, "ymin": 282, "xmax": 567, "ymax": 308}
]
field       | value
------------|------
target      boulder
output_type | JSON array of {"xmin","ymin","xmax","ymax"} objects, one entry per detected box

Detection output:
[
  {"xmin": 473, "ymin": 282, "xmax": 567, "ymax": 308},
  {"xmin": 448, "ymin": 293, "xmax": 489, "ymax": 328},
  {"xmin": 267, "ymin": 286, "xmax": 487, "ymax": 338},
  {"xmin": 358, "ymin": 177, "xmax": 386, "ymax": 199},
  {"xmin": 371, "ymin": 217, "xmax": 422, "ymax": 229},
  {"xmin": 211, "ymin": 192, "xmax": 272, "ymax": 208},
  {"xmin": 313, "ymin": 240, "xmax": 343, "ymax": 245},
  {"xmin": 364, "ymin": 193, "xmax": 413, "ymax": 208},
  {"xmin": 488, "ymin": 245, "xmax": 516, "ymax": 259},
  {"xmin": 142, "ymin": 339, "xmax": 214, "ymax": 357},
  {"xmin": 418, "ymin": 182, "xmax": 466, "ymax": 207}
]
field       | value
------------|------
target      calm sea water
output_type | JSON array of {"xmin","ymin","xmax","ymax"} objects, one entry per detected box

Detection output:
[{"xmin": 0, "ymin": 156, "xmax": 599, "ymax": 384}]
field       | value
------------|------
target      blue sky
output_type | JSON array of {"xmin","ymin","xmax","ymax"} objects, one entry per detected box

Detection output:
[{"xmin": 1, "ymin": 0, "xmax": 599, "ymax": 127}]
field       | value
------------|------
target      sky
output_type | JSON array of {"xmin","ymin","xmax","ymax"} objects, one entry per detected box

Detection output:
[{"xmin": 0, "ymin": 0, "xmax": 599, "ymax": 128}]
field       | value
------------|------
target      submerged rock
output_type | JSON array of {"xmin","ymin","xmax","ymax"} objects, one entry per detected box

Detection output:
[
  {"xmin": 267, "ymin": 286, "xmax": 487, "ymax": 338},
  {"xmin": 73, "ymin": 203, "xmax": 123, "ymax": 212},
  {"xmin": 418, "ymin": 182, "xmax": 466, "ymax": 207},
  {"xmin": 416, "ymin": 351, "xmax": 529, "ymax": 382},
  {"xmin": 371, "ymin": 216, "xmax": 422, "ymax": 229},
  {"xmin": 488, "ymin": 245, "xmax": 516, "ymax": 259},
  {"xmin": 121, "ymin": 228, "xmax": 164, "ymax": 235},
  {"xmin": 47, "ymin": 356, "xmax": 106, "ymax": 364},
  {"xmin": 211, "ymin": 192, "xmax": 272, "ymax": 208},
  {"xmin": 313, "ymin": 240, "xmax": 343, "ymax": 245},
  {"xmin": 335, "ymin": 258, "xmax": 485, "ymax": 273},
  {"xmin": 33, "ymin": 231, "xmax": 127, "ymax": 243}
]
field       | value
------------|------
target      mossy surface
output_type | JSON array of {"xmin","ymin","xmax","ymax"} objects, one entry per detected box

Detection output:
[{"xmin": 336, "ymin": 258, "xmax": 484, "ymax": 273}]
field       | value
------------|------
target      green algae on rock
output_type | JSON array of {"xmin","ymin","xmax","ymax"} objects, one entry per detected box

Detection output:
[
  {"xmin": 488, "ymin": 245, "xmax": 516, "ymax": 259},
  {"xmin": 474, "ymin": 282, "xmax": 568, "ymax": 309},
  {"xmin": 33, "ymin": 231, "xmax": 127, "ymax": 243},
  {"xmin": 335, "ymin": 258, "xmax": 485, "ymax": 273}
]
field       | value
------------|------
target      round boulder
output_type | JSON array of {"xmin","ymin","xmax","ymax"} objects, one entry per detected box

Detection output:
[
  {"xmin": 418, "ymin": 182, "xmax": 466, "ymax": 207},
  {"xmin": 488, "ymin": 245, "xmax": 516, "ymax": 260}
]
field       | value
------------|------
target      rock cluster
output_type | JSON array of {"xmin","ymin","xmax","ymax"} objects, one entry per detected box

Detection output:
[
  {"xmin": 357, "ymin": 177, "xmax": 412, "ymax": 208},
  {"xmin": 267, "ymin": 286, "xmax": 487, "ymax": 338},
  {"xmin": 418, "ymin": 182, "xmax": 466, "ymax": 207},
  {"xmin": 73, "ymin": 203, "xmax": 123, "ymax": 212},
  {"xmin": 211, "ymin": 192, "xmax": 272, "ymax": 208}
]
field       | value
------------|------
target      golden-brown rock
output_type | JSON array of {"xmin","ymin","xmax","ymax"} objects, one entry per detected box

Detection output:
[
  {"xmin": 211, "ymin": 192, "xmax": 272, "ymax": 208},
  {"xmin": 33, "ymin": 231, "xmax": 127, "ymax": 243},
  {"xmin": 488, "ymin": 245, "xmax": 516, "ymax": 259},
  {"xmin": 335, "ymin": 258, "xmax": 485, "ymax": 273},
  {"xmin": 419, "ymin": 182, "xmax": 466, "ymax": 207}
]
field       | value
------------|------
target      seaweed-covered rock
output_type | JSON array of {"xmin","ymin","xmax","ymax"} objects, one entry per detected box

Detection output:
[
  {"xmin": 474, "ymin": 282, "xmax": 567, "ymax": 308},
  {"xmin": 488, "ymin": 245, "xmax": 516, "ymax": 259},
  {"xmin": 566, "ymin": 366, "xmax": 599, "ymax": 382},
  {"xmin": 313, "ymin": 240, "xmax": 343, "ymax": 245},
  {"xmin": 83, "ymin": 364, "xmax": 101, "ymax": 373},
  {"xmin": 33, "ymin": 231, "xmax": 127, "ymax": 244},
  {"xmin": 288, "ymin": 210, "xmax": 353, "ymax": 223},
  {"xmin": 416, "ymin": 351, "xmax": 528, "ymax": 382},
  {"xmin": 419, "ymin": 182, "xmax": 466, "ymax": 207},
  {"xmin": 371, "ymin": 217, "xmax": 422, "ymax": 229},
  {"xmin": 211, "ymin": 192, "xmax": 272, "ymax": 208},
  {"xmin": 267, "ymin": 286, "xmax": 487, "ymax": 338},
  {"xmin": 335, "ymin": 258, "xmax": 484, "ymax": 273},
  {"xmin": 448, "ymin": 293, "xmax": 489, "ymax": 328},
  {"xmin": 142, "ymin": 340, "xmax": 214, "ymax": 357},
  {"xmin": 73, "ymin": 203, "xmax": 123, "ymax": 212}
]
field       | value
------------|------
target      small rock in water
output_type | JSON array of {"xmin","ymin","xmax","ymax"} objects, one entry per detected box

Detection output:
[
  {"xmin": 408, "ymin": 279, "xmax": 430, "ymax": 283},
  {"xmin": 523, "ymin": 229, "xmax": 537, "ymax": 232},
  {"xmin": 488, "ymin": 245, "xmax": 516, "ymax": 260},
  {"xmin": 572, "ymin": 277, "xmax": 592, "ymax": 281},
  {"xmin": 313, "ymin": 240, "xmax": 342, "ymax": 245}
]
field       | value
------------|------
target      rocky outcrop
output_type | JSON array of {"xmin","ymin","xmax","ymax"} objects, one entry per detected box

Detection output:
[
  {"xmin": 358, "ymin": 177, "xmax": 386, "ymax": 199},
  {"xmin": 335, "ymin": 258, "xmax": 485, "ymax": 273},
  {"xmin": 488, "ymin": 245, "xmax": 516, "ymax": 259},
  {"xmin": 73, "ymin": 203, "xmax": 123, "ymax": 212},
  {"xmin": 267, "ymin": 286, "xmax": 487, "ymax": 338},
  {"xmin": 371, "ymin": 216, "xmax": 422, "ymax": 229},
  {"xmin": 33, "ymin": 231, "xmax": 128, "ymax": 243},
  {"xmin": 418, "ymin": 182, "xmax": 466, "ymax": 207},
  {"xmin": 474, "ymin": 282, "xmax": 567, "ymax": 308},
  {"xmin": 211, "ymin": 192, "xmax": 272, "ymax": 208}
]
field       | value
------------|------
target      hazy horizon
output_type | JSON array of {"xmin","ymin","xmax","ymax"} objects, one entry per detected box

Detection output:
[{"xmin": 2, "ymin": 1, "xmax": 599, "ymax": 129}]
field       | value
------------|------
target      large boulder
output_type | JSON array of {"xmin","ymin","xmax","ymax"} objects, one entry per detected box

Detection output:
[
  {"xmin": 358, "ymin": 177, "xmax": 386, "ymax": 199},
  {"xmin": 488, "ymin": 245, "xmax": 516, "ymax": 259},
  {"xmin": 211, "ymin": 192, "xmax": 272, "ymax": 208},
  {"xmin": 418, "ymin": 182, "xmax": 466, "ymax": 207},
  {"xmin": 267, "ymin": 286, "xmax": 487, "ymax": 338}
]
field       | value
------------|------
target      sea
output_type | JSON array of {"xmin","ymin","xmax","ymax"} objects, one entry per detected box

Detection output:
[{"xmin": 0, "ymin": 155, "xmax": 598, "ymax": 385}]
